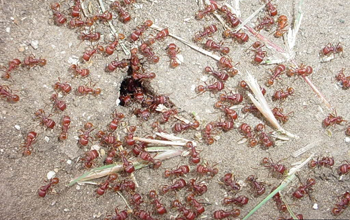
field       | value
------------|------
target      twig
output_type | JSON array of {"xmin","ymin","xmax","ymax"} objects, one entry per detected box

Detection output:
[
  {"xmin": 69, "ymin": 149, "xmax": 183, "ymax": 185},
  {"xmin": 97, "ymin": 0, "xmax": 129, "ymax": 55},
  {"xmin": 150, "ymin": 24, "xmax": 221, "ymax": 61}
]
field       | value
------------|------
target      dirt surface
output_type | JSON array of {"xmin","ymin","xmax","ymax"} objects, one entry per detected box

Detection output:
[{"xmin": 0, "ymin": 0, "xmax": 349, "ymax": 219}]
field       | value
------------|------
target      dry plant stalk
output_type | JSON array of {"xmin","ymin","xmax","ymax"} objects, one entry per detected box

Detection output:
[{"xmin": 246, "ymin": 73, "xmax": 297, "ymax": 139}]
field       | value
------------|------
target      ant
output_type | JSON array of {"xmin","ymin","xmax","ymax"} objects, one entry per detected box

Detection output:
[
  {"xmin": 167, "ymin": 43, "xmax": 180, "ymax": 68},
  {"xmin": 93, "ymin": 10, "xmax": 113, "ymax": 22},
  {"xmin": 246, "ymin": 175, "xmax": 266, "ymax": 196},
  {"xmin": 220, "ymin": 6, "xmax": 240, "ymax": 28},
  {"xmin": 338, "ymin": 162, "xmax": 350, "ymax": 175},
  {"xmin": 81, "ymin": 149, "xmax": 99, "ymax": 168},
  {"xmin": 271, "ymin": 188, "xmax": 287, "ymax": 212},
  {"xmin": 130, "ymin": 20, "xmax": 153, "ymax": 41},
  {"xmin": 221, "ymin": 173, "xmax": 241, "ymax": 191},
  {"xmin": 59, "ymin": 115, "xmax": 71, "ymax": 141},
  {"xmin": 132, "ymin": 72, "xmax": 156, "ymax": 81},
  {"xmin": 146, "ymin": 28, "xmax": 169, "ymax": 46},
  {"xmin": 159, "ymin": 108, "xmax": 178, "ymax": 123},
  {"xmin": 71, "ymin": 0, "xmax": 81, "ymax": 17},
  {"xmin": 106, "ymin": 58, "xmax": 129, "ymax": 72},
  {"xmin": 68, "ymin": 17, "xmax": 94, "ymax": 29},
  {"xmin": 265, "ymin": 0, "xmax": 278, "ymax": 16},
  {"xmin": 346, "ymin": 126, "xmax": 350, "ymax": 136},
  {"xmin": 272, "ymin": 107, "xmax": 290, "ymax": 123},
  {"xmin": 149, "ymin": 190, "xmax": 167, "ymax": 215},
  {"xmin": 309, "ymin": 157, "xmax": 334, "ymax": 168},
  {"xmin": 124, "ymin": 126, "xmax": 136, "ymax": 146},
  {"xmin": 212, "ymin": 120, "xmax": 234, "ymax": 132},
  {"xmin": 204, "ymin": 66, "xmax": 229, "ymax": 81},
  {"xmin": 255, "ymin": 15, "xmax": 274, "ymax": 31},
  {"xmin": 105, "ymin": 38, "xmax": 119, "ymax": 56},
  {"xmin": 138, "ymin": 151, "xmax": 162, "ymax": 169},
  {"xmin": 223, "ymin": 195, "xmax": 249, "ymax": 206},
  {"xmin": 113, "ymin": 179, "xmax": 136, "ymax": 192},
  {"xmin": 195, "ymin": 1, "xmax": 218, "ymax": 20},
  {"xmin": 96, "ymin": 173, "xmax": 118, "ymax": 196},
  {"xmin": 239, "ymin": 123, "xmax": 258, "ymax": 147},
  {"xmin": 50, "ymin": 93, "xmax": 66, "ymax": 111},
  {"xmin": 70, "ymin": 64, "xmax": 90, "ymax": 77},
  {"xmin": 196, "ymin": 163, "xmax": 218, "ymax": 177},
  {"xmin": 193, "ymin": 24, "xmax": 218, "ymax": 42},
  {"xmin": 219, "ymin": 92, "xmax": 243, "ymax": 104},
  {"xmin": 133, "ymin": 209, "xmax": 157, "ymax": 220},
  {"xmin": 22, "ymin": 131, "xmax": 37, "ymax": 156},
  {"xmin": 188, "ymin": 179, "xmax": 207, "ymax": 196},
  {"xmin": 164, "ymin": 165, "xmax": 190, "ymax": 178},
  {"xmin": 171, "ymin": 199, "xmax": 197, "ymax": 220},
  {"xmin": 272, "ymin": 87, "xmax": 294, "ymax": 101},
  {"xmin": 218, "ymin": 57, "xmax": 238, "ymax": 75},
  {"xmin": 292, "ymin": 178, "xmax": 316, "ymax": 199},
  {"xmin": 78, "ymin": 122, "xmax": 94, "ymax": 146},
  {"xmin": 322, "ymin": 112, "xmax": 346, "ymax": 128},
  {"xmin": 335, "ymin": 68, "xmax": 350, "ymax": 89},
  {"xmin": 187, "ymin": 194, "xmax": 205, "ymax": 216},
  {"xmin": 106, "ymin": 208, "xmax": 128, "ymax": 220},
  {"xmin": 161, "ymin": 178, "xmax": 187, "ymax": 194},
  {"xmin": 82, "ymin": 45, "xmax": 104, "ymax": 61},
  {"xmin": 134, "ymin": 108, "xmax": 151, "ymax": 121},
  {"xmin": 266, "ymin": 64, "xmax": 286, "ymax": 86},
  {"xmin": 186, "ymin": 141, "xmax": 200, "ymax": 164},
  {"xmin": 76, "ymin": 84, "xmax": 101, "ymax": 96},
  {"xmin": 223, "ymin": 30, "xmax": 249, "ymax": 44},
  {"xmin": 34, "ymin": 109, "xmax": 55, "ymax": 129},
  {"xmin": 259, "ymin": 131, "xmax": 274, "ymax": 148},
  {"xmin": 119, "ymin": 150, "xmax": 135, "ymax": 173},
  {"xmin": 261, "ymin": 157, "xmax": 287, "ymax": 175},
  {"xmin": 252, "ymin": 45, "xmax": 267, "ymax": 64},
  {"xmin": 331, "ymin": 191, "xmax": 350, "ymax": 216},
  {"xmin": 202, "ymin": 123, "xmax": 215, "ymax": 145},
  {"xmin": 79, "ymin": 32, "xmax": 101, "ymax": 42},
  {"xmin": 173, "ymin": 120, "xmax": 199, "ymax": 133},
  {"xmin": 131, "ymin": 193, "xmax": 143, "ymax": 207},
  {"xmin": 196, "ymin": 81, "xmax": 225, "ymax": 94},
  {"xmin": 1, "ymin": 58, "xmax": 21, "ymax": 79},
  {"xmin": 215, "ymin": 101, "xmax": 238, "ymax": 121},
  {"xmin": 110, "ymin": 1, "xmax": 131, "ymax": 23},
  {"xmin": 53, "ymin": 79, "xmax": 72, "ymax": 94},
  {"xmin": 51, "ymin": 3, "xmax": 67, "ymax": 26},
  {"xmin": 274, "ymin": 15, "xmax": 288, "ymax": 38},
  {"xmin": 287, "ymin": 64, "xmax": 313, "ymax": 77},
  {"xmin": 38, "ymin": 177, "xmax": 59, "ymax": 197},
  {"xmin": 0, "ymin": 85, "xmax": 19, "ymax": 103},
  {"xmin": 213, "ymin": 209, "xmax": 240, "ymax": 219},
  {"xmin": 22, "ymin": 55, "xmax": 46, "ymax": 68},
  {"xmin": 205, "ymin": 39, "xmax": 230, "ymax": 55},
  {"xmin": 320, "ymin": 43, "xmax": 343, "ymax": 57},
  {"xmin": 139, "ymin": 43, "xmax": 159, "ymax": 63},
  {"xmin": 108, "ymin": 111, "xmax": 124, "ymax": 131}
]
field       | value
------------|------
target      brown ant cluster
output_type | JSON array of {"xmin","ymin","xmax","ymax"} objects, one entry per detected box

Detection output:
[{"xmin": 1, "ymin": 0, "xmax": 349, "ymax": 219}]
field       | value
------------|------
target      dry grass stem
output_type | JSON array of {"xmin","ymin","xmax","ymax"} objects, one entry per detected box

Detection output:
[
  {"xmin": 133, "ymin": 136, "xmax": 188, "ymax": 146},
  {"xmin": 287, "ymin": 0, "xmax": 304, "ymax": 51},
  {"xmin": 155, "ymin": 132, "xmax": 195, "ymax": 144},
  {"xmin": 303, "ymin": 76, "xmax": 332, "ymax": 110},
  {"xmin": 246, "ymin": 73, "xmax": 297, "ymax": 139},
  {"xmin": 292, "ymin": 141, "xmax": 319, "ymax": 158},
  {"xmin": 150, "ymin": 24, "xmax": 221, "ymax": 61}
]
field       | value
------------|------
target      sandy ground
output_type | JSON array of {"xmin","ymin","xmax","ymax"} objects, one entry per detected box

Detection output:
[{"xmin": 0, "ymin": 0, "xmax": 349, "ymax": 219}]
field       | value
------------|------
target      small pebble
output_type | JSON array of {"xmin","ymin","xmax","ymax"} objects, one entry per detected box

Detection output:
[
  {"xmin": 312, "ymin": 203, "xmax": 318, "ymax": 210},
  {"xmin": 44, "ymin": 136, "xmax": 50, "ymax": 142},
  {"xmin": 64, "ymin": 208, "xmax": 69, "ymax": 212},
  {"xmin": 14, "ymin": 125, "xmax": 20, "ymax": 130},
  {"xmin": 345, "ymin": 137, "xmax": 350, "ymax": 143},
  {"xmin": 47, "ymin": 171, "xmax": 56, "ymax": 180},
  {"xmin": 76, "ymin": 185, "xmax": 81, "ymax": 190},
  {"xmin": 67, "ymin": 159, "xmax": 72, "ymax": 165},
  {"xmin": 18, "ymin": 47, "xmax": 25, "ymax": 52},
  {"xmin": 5, "ymin": 27, "xmax": 10, "ymax": 33},
  {"xmin": 30, "ymin": 40, "xmax": 39, "ymax": 50}
]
